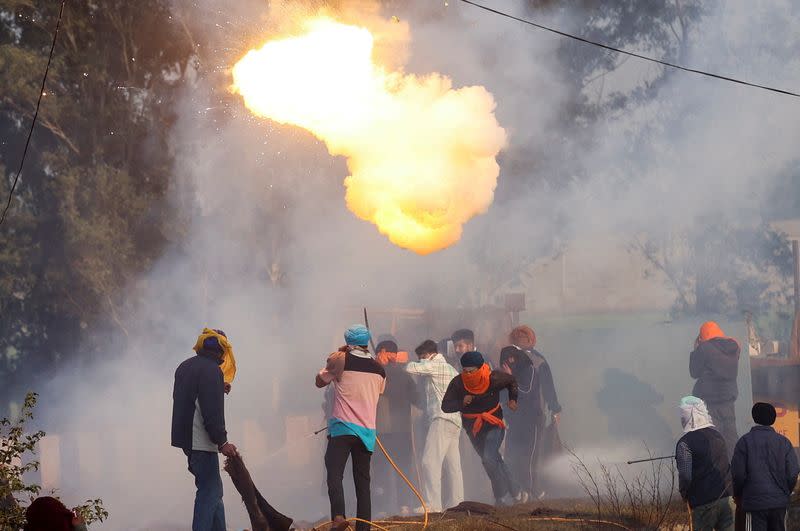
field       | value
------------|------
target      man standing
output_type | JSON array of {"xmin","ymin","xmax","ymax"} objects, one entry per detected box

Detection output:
[
  {"xmin": 442, "ymin": 351, "xmax": 527, "ymax": 506},
  {"xmin": 172, "ymin": 329, "xmax": 238, "ymax": 531},
  {"xmin": 690, "ymin": 321, "xmax": 740, "ymax": 455},
  {"xmin": 731, "ymin": 403, "xmax": 799, "ymax": 531},
  {"xmin": 675, "ymin": 396, "xmax": 734, "ymax": 531},
  {"xmin": 373, "ymin": 336, "xmax": 415, "ymax": 515},
  {"xmin": 316, "ymin": 325, "xmax": 386, "ymax": 531},
  {"xmin": 499, "ymin": 325, "xmax": 562, "ymax": 499},
  {"xmin": 404, "ymin": 339, "xmax": 464, "ymax": 513}
]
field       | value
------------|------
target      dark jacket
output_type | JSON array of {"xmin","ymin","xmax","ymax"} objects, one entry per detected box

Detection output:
[
  {"xmin": 501, "ymin": 348, "xmax": 561, "ymax": 430},
  {"xmin": 690, "ymin": 337, "xmax": 739, "ymax": 404},
  {"xmin": 731, "ymin": 426, "xmax": 800, "ymax": 511},
  {"xmin": 171, "ymin": 352, "xmax": 227, "ymax": 451},
  {"xmin": 376, "ymin": 362, "xmax": 416, "ymax": 434},
  {"xmin": 441, "ymin": 370, "xmax": 518, "ymax": 436},
  {"xmin": 675, "ymin": 427, "xmax": 732, "ymax": 508}
]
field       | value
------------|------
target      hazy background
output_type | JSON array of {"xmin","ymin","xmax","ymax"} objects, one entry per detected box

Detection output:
[{"xmin": 1, "ymin": 0, "xmax": 798, "ymax": 528}]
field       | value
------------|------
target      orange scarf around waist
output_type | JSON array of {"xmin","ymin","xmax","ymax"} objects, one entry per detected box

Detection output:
[
  {"xmin": 462, "ymin": 403, "xmax": 505, "ymax": 436},
  {"xmin": 461, "ymin": 363, "xmax": 491, "ymax": 395}
]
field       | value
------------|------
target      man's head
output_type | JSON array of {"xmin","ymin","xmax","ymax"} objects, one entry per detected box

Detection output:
[
  {"xmin": 460, "ymin": 350, "xmax": 484, "ymax": 373},
  {"xmin": 344, "ymin": 324, "xmax": 371, "ymax": 348},
  {"xmin": 198, "ymin": 335, "xmax": 225, "ymax": 363},
  {"xmin": 752, "ymin": 402, "xmax": 777, "ymax": 426},
  {"xmin": 375, "ymin": 336, "xmax": 399, "ymax": 356},
  {"xmin": 698, "ymin": 321, "xmax": 725, "ymax": 342},
  {"xmin": 452, "ymin": 329, "xmax": 475, "ymax": 355},
  {"xmin": 415, "ymin": 339, "xmax": 438, "ymax": 360},
  {"xmin": 509, "ymin": 326, "xmax": 536, "ymax": 350}
]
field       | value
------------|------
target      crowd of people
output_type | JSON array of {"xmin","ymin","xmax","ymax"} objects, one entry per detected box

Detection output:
[{"xmin": 157, "ymin": 320, "xmax": 799, "ymax": 531}]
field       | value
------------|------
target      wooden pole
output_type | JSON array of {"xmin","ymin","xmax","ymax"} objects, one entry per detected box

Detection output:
[{"xmin": 793, "ymin": 239, "xmax": 799, "ymax": 314}]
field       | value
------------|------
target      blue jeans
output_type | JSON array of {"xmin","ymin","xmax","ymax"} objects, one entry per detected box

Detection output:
[
  {"xmin": 468, "ymin": 426, "xmax": 518, "ymax": 502},
  {"xmin": 186, "ymin": 450, "xmax": 226, "ymax": 531}
]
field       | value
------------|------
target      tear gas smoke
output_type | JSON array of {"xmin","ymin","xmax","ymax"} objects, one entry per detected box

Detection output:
[{"xmin": 231, "ymin": 16, "xmax": 507, "ymax": 255}]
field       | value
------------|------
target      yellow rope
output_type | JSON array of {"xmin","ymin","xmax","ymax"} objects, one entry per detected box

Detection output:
[
  {"xmin": 687, "ymin": 502, "xmax": 694, "ymax": 531},
  {"xmin": 375, "ymin": 435, "xmax": 429, "ymax": 528}
]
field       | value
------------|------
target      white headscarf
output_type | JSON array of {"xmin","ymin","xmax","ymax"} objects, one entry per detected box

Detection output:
[{"xmin": 679, "ymin": 396, "xmax": 715, "ymax": 433}]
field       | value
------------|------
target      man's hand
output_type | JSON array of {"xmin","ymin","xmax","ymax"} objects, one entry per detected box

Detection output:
[
  {"xmin": 501, "ymin": 363, "xmax": 512, "ymax": 375},
  {"xmin": 553, "ymin": 413, "xmax": 560, "ymax": 425},
  {"xmin": 463, "ymin": 395, "xmax": 474, "ymax": 406},
  {"xmin": 508, "ymin": 400, "xmax": 518, "ymax": 411},
  {"xmin": 71, "ymin": 511, "xmax": 86, "ymax": 526},
  {"xmin": 219, "ymin": 442, "xmax": 239, "ymax": 457}
]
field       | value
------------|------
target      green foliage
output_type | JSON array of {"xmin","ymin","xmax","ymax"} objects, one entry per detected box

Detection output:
[
  {"xmin": 0, "ymin": 393, "xmax": 107, "ymax": 528},
  {"xmin": 0, "ymin": 1, "xmax": 193, "ymax": 394}
]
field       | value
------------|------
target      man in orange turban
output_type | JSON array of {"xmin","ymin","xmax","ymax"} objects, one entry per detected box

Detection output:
[{"xmin": 690, "ymin": 321, "xmax": 740, "ymax": 456}]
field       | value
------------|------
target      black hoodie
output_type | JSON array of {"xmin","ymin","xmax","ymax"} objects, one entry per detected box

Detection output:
[{"xmin": 690, "ymin": 337, "xmax": 740, "ymax": 404}]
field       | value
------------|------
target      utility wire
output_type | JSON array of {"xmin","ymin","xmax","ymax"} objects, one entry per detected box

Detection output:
[
  {"xmin": 459, "ymin": 0, "xmax": 800, "ymax": 99},
  {"xmin": 0, "ymin": 0, "xmax": 67, "ymax": 228}
]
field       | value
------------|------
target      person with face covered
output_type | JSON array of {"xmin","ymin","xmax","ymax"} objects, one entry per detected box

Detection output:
[
  {"xmin": 675, "ymin": 396, "xmax": 734, "ymax": 531},
  {"xmin": 372, "ymin": 335, "xmax": 416, "ymax": 515},
  {"xmin": 499, "ymin": 325, "xmax": 562, "ymax": 499},
  {"xmin": 690, "ymin": 321, "xmax": 740, "ymax": 456},
  {"xmin": 172, "ymin": 328, "xmax": 239, "ymax": 531},
  {"xmin": 441, "ymin": 351, "xmax": 527, "ymax": 506}
]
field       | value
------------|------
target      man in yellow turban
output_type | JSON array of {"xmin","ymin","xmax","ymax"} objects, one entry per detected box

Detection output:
[{"xmin": 194, "ymin": 328, "xmax": 236, "ymax": 391}]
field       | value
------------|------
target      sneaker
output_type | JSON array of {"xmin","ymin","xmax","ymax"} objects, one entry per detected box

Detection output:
[
  {"xmin": 496, "ymin": 494, "xmax": 515, "ymax": 507},
  {"xmin": 514, "ymin": 491, "xmax": 530, "ymax": 505}
]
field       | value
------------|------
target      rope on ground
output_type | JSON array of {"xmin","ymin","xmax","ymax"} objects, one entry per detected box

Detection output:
[{"xmin": 375, "ymin": 435, "xmax": 429, "ymax": 529}]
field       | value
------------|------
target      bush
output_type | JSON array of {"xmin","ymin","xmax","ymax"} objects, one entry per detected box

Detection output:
[{"xmin": 0, "ymin": 393, "xmax": 107, "ymax": 529}]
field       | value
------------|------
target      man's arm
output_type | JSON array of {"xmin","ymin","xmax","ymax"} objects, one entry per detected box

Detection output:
[
  {"xmin": 491, "ymin": 371, "xmax": 519, "ymax": 403},
  {"xmin": 675, "ymin": 441, "xmax": 693, "ymax": 500},
  {"xmin": 689, "ymin": 347, "xmax": 703, "ymax": 379},
  {"xmin": 441, "ymin": 377, "xmax": 463, "ymax": 413},
  {"xmin": 197, "ymin": 365, "xmax": 228, "ymax": 447},
  {"xmin": 405, "ymin": 359, "xmax": 435, "ymax": 376},
  {"xmin": 540, "ymin": 362, "xmax": 562, "ymax": 414},
  {"xmin": 730, "ymin": 439, "xmax": 747, "ymax": 498},
  {"xmin": 316, "ymin": 351, "xmax": 345, "ymax": 388},
  {"xmin": 785, "ymin": 439, "xmax": 800, "ymax": 493}
]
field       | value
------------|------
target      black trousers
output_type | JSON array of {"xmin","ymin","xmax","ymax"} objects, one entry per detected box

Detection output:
[
  {"xmin": 325, "ymin": 435, "xmax": 372, "ymax": 531},
  {"xmin": 745, "ymin": 508, "xmax": 787, "ymax": 531}
]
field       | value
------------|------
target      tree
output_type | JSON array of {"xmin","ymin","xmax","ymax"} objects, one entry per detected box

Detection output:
[{"xmin": 0, "ymin": 1, "xmax": 193, "ymax": 400}]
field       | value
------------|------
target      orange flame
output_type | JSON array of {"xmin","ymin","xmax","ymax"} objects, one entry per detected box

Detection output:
[{"xmin": 232, "ymin": 17, "xmax": 506, "ymax": 254}]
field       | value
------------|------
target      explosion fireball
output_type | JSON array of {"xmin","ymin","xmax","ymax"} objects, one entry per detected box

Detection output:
[{"xmin": 232, "ymin": 17, "xmax": 506, "ymax": 254}]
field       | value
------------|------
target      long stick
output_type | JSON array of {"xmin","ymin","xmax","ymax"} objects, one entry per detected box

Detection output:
[
  {"xmin": 363, "ymin": 307, "xmax": 378, "ymax": 352},
  {"xmin": 626, "ymin": 455, "xmax": 675, "ymax": 465}
]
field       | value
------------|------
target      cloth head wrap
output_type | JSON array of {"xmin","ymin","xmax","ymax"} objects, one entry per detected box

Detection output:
[
  {"xmin": 699, "ymin": 321, "xmax": 725, "ymax": 342},
  {"xmin": 194, "ymin": 328, "xmax": 236, "ymax": 384},
  {"xmin": 752, "ymin": 402, "xmax": 777, "ymax": 426},
  {"xmin": 460, "ymin": 350, "xmax": 485, "ymax": 369},
  {"xmin": 679, "ymin": 396, "xmax": 714, "ymax": 433},
  {"xmin": 344, "ymin": 324, "xmax": 371, "ymax": 346},
  {"xmin": 509, "ymin": 326, "xmax": 536, "ymax": 349}
]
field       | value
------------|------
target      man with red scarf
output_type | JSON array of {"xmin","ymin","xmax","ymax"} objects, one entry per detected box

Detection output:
[{"xmin": 441, "ymin": 351, "xmax": 527, "ymax": 506}]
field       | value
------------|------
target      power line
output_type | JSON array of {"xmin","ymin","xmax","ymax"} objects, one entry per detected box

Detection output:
[
  {"xmin": 0, "ymin": 0, "xmax": 67, "ymax": 228},
  {"xmin": 459, "ymin": 0, "xmax": 800, "ymax": 99}
]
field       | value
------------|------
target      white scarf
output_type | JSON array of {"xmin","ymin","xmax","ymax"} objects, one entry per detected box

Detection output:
[{"xmin": 679, "ymin": 396, "xmax": 715, "ymax": 433}]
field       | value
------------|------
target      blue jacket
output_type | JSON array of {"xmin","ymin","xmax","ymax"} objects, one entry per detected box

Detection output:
[
  {"xmin": 731, "ymin": 426, "xmax": 799, "ymax": 511},
  {"xmin": 171, "ymin": 353, "xmax": 227, "ymax": 451}
]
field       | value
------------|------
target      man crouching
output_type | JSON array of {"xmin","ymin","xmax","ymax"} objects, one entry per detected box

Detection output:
[{"xmin": 441, "ymin": 351, "xmax": 527, "ymax": 506}]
